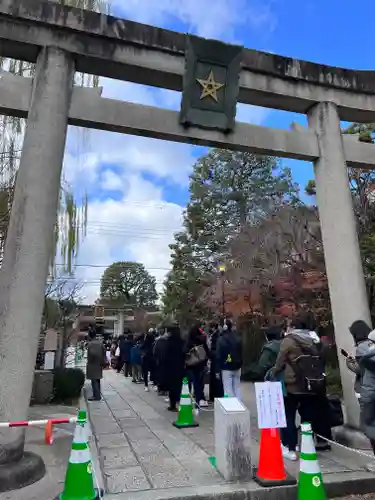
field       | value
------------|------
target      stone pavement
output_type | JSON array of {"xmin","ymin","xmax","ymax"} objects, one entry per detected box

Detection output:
[
  {"xmin": 0, "ymin": 404, "xmax": 77, "ymax": 500},
  {"xmin": 88, "ymin": 370, "xmax": 375, "ymax": 499}
]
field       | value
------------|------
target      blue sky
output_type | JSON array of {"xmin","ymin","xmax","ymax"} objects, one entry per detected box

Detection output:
[{"xmin": 64, "ymin": 0, "xmax": 373, "ymax": 303}]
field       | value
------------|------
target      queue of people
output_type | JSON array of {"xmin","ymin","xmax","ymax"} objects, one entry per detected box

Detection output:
[
  {"xmin": 254, "ymin": 312, "xmax": 375, "ymax": 461},
  {"xmin": 95, "ymin": 320, "xmax": 243, "ymax": 412},
  {"xmin": 85, "ymin": 310, "xmax": 375, "ymax": 462}
]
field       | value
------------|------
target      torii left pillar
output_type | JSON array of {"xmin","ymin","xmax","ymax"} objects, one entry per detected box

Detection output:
[{"xmin": 0, "ymin": 47, "xmax": 74, "ymax": 492}]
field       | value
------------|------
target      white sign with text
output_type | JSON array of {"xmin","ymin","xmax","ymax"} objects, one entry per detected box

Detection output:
[{"xmin": 254, "ymin": 381, "xmax": 286, "ymax": 429}]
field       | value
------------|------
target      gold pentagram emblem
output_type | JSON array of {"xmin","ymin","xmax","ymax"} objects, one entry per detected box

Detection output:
[{"xmin": 196, "ymin": 70, "xmax": 225, "ymax": 102}]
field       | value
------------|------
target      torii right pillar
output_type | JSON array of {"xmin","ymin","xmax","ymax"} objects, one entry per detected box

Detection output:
[{"xmin": 308, "ymin": 101, "xmax": 370, "ymax": 436}]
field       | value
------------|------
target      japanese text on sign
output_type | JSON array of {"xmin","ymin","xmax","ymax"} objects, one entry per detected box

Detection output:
[{"xmin": 254, "ymin": 382, "xmax": 286, "ymax": 429}]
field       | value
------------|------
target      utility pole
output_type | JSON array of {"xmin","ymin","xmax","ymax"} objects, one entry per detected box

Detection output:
[{"xmin": 219, "ymin": 264, "xmax": 226, "ymax": 319}]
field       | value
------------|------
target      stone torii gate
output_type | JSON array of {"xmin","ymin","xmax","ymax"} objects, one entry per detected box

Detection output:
[{"xmin": 1, "ymin": 0, "xmax": 375, "ymax": 488}]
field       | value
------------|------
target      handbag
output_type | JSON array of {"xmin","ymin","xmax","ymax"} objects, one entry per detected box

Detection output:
[
  {"xmin": 186, "ymin": 345, "xmax": 207, "ymax": 367},
  {"xmin": 115, "ymin": 346, "xmax": 120, "ymax": 357}
]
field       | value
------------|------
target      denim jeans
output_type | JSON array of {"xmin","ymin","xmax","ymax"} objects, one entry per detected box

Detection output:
[
  {"xmin": 187, "ymin": 367, "xmax": 204, "ymax": 406},
  {"xmin": 221, "ymin": 369, "xmax": 241, "ymax": 399}
]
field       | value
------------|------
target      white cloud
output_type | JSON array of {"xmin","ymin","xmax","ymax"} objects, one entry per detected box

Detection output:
[
  {"xmin": 60, "ymin": 0, "xmax": 276, "ymax": 308},
  {"xmin": 111, "ymin": 0, "xmax": 276, "ymax": 40},
  {"xmin": 74, "ymin": 174, "xmax": 183, "ymax": 304},
  {"xmin": 101, "ymin": 170, "xmax": 123, "ymax": 191}
]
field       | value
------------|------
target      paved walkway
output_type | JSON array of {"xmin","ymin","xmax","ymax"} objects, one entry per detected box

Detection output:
[{"xmin": 88, "ymin": 370, "xmax": 375, "ymax": 498}]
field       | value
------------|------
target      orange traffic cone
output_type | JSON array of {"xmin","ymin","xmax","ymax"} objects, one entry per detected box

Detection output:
[{"xmin": 254, "ymin": 428, "xmax": 296, "ymax": 487}]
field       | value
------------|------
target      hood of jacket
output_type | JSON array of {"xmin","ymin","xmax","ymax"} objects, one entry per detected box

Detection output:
[
  {"xmin": 309, "ymin": 331, "xmax": 320, "ymax": 344},
  {"xmin": 287, "ymin": 329, "xmax": 316, "ymax": 346}
]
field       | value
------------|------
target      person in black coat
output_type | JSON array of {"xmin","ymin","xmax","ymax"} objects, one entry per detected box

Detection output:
[
  {"xmin": 164, "ymin": 325, "xmax": 185, "ymax": 411},
  {"xmin": 141, "ymin": 329, "xmax": 156, "ymax": 391},
  {"xmin": 116, "ymin": 334, "xmax": 125, "ymax": 374},
  {"xmin": 153, "ymin": 331, "xmax": 169, "ymax": 395},
  {"xmin": 208, "ymin": 322, "xmax": 224, "ymax": 401},
  {"xmin": 119, "ymin": 333, "xmax": 134, "ymax": 377},
  {"xmin": 185, "ymin": 325, "xmax": 210, "ymax": 408}
]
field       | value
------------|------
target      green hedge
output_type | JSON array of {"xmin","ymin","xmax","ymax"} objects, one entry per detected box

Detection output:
[{"xmin": 53, "ymin": 368, "xmax": 85, "ymax": 403}]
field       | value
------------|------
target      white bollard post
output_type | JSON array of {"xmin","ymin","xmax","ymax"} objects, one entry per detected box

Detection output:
[{"xmin": 214, "ymin": 397, "xmax": 252, "ymax": 481}]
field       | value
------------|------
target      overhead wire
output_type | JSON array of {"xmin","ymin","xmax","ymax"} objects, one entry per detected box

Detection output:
[{"xmin": 54, "ymin": 263, "xmax": 172, "ymax": 271}]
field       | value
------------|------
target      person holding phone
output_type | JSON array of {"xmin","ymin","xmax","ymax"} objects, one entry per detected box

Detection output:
[
  {"xmin": 345, "ymin": 320, "xmax": 375, "ymax": 454},
  {"xmin": 346, "ymin": 320, "xmax": 372, "ymax": 399}
]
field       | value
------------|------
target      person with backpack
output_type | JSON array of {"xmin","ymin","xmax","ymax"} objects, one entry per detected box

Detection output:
[
  {"xmin": 216, "ymin": 319, "xmax": 243, "ymax": 399},
  {"xmin": 270, "ymin": 313, "xmax": 332, "ymax": 461}
]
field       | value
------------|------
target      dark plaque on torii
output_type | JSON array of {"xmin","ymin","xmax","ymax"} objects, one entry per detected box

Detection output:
[{"xmin": 180, "ymin": 35, "xmax": 243, "ymax": 133}]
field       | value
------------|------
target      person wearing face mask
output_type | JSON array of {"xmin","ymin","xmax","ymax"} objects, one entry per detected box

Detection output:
[{"xmin": 216, "ymin": 319, "xmax": 243, "ymax": 399}]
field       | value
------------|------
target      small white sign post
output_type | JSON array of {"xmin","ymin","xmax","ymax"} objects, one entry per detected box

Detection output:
[
  {"xmin": 254, "ymin": 382, "xmax": 286, "ymax": 429},
  {"xmin": 214, "ymin": 397, "xmax": 252, "ymax": 481},
  {"xmin": 43, "ymin": 351, "xmax": 55, "ymax": 370}
]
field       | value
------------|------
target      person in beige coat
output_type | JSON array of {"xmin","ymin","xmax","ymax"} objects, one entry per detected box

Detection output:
[{"xmin": 86, "ymin": 326, "xmax": 106, "ymax": 401}]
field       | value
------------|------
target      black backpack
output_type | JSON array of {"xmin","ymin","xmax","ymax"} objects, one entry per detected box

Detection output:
[{"xmin": 288, "ymin": 335, "xmax": 326, "ymax": 394}]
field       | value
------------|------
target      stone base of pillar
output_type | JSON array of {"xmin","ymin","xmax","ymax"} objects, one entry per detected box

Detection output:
[
  {"xmin": 333, "ymin": 424, "xmax": 372, "ymax": 450},
  {"xmin": 0, "ymin": 452, "xmax": 45, "ymax": 493}
]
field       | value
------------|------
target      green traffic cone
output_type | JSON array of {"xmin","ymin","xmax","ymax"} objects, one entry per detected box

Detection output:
[
  {"xmin": 56, "ymin": 410, "xmax": 103, "ymax": 500},
  {"xmin": 173, "ymin": 377, "xmax": 199, "ymax": 428},
  {"xmin": 298, "ymin": 422, "xmax": 327, "ymax": 500}
]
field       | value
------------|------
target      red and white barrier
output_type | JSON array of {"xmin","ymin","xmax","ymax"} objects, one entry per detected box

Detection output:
[
  {"xmin": 0, "ymin": 417, "xmax": 77, "ymax": 428},
  {"xmin": 0, "ymin": 417, "xmax": 77, "ymax": 445}
]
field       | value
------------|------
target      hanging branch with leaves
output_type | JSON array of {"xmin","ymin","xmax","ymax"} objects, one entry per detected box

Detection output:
[{"xmin": 0, "ymin": 0, "xmax": 110, "ymax": 272}]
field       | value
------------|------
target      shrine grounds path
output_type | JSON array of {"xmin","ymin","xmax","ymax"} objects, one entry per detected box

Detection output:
[{"xmin": 89, "ymin": 370, "xmax": 375, "ymax": 499}]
